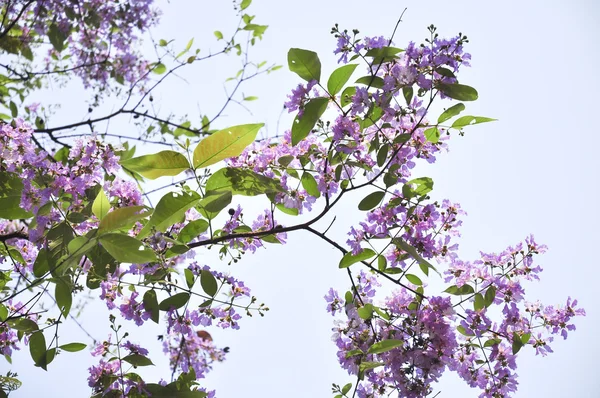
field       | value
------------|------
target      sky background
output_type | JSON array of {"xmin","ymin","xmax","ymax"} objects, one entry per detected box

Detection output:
[{"xmin": 6, "ymin": 0, "xmax": 600, "ymax": 397}]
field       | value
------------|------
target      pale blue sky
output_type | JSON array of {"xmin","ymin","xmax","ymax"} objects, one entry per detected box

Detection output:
[{"xmin": 8, "ymin": 0, "xmax": 600, "ymax": 397}]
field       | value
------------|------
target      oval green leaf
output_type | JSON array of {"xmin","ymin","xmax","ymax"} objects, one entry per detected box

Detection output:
[
  {"xmin": 291, "ymin": 97, "xmax": 328, "ymax": 146},
  {"xmin": 327, "ymin": 64, "xmax": 358, "ymax": 95},
  {"xmin": 59, "ymin": 343, "xmax": 86, "ymax": 352},
  {"xmin": 437, "ymin": 83, "xmax": 478, "ymax": 101},
  {"xmin": 99, "ymin": 234, "xmax": 157, "ymax": 264},
  {"xmin": 287, "ymin": 48, "xmax": 321, "ymax": 82},
  {"xmin": 98, "ymin": 206, "xmax": 150, "ymax": 233},
  {"xmin": 159, "ymin": 292, "xmax": 190, "ymax": 311},
  {"xmin": 339, "ymin": 248, "xmax": 376, "ymax": 268},
  {"xmin": 92, "ymin": 189, "xmax": 110, "ymax": 220},
  {"xmin": 367, "ymin": 339, "xmax": 403, "ymax": 354},
  {"xmin": 138, "ymin": 191, "xmax": 200, "ymax": 239},
  {"xmin": 193, "ymin": 124, "xmax": 263, "ymax": 169},
  {"xmin": 301, "ymin": 172, "xmax": 320, "ymax": 198},
  {"xmin": 437, "ymin": 103, "xmax": 465, "ymax": 123},
  {"xmin": 200, "ymin": 270, "xmax": 218, "ymax": 297},
  {"xmin": 405, "ymin": 274, "xmax": 423, "ymax": 286},
  {"xmin": 358, "ymin": 191, "xmax": 385, "ymax": 211},
  {"xmin": 121, "ymin": 150, "xmax": 190, "ymax": 180},
  {"xmin": 143, "ymin": 289, "xmax": 160, "ymax": 324}
]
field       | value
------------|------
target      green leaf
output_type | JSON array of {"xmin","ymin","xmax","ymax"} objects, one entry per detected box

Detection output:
[
  {"xmin": 240, "ymin": 0, "xmax": 252, "ymax": 10},
  {"xmin": 373, "ymin": 306, "xmax": 390, "ymax": 320},
  {"xmin": 457, "ymin": 325, "xmax": 473, "ymax": 336},
  {"xmin": 291, "ymin": 97, "xmax": 328, "ymax": 146},
  {"xmin": 205, "ymin": 168, "xmax": 283, "ymax": 196},
  {"xmin": 357, "ymin": 303, "xmax": 373, "ymax": 320},
  {"xmin": 99, "ymin": 234, "xmax": 157, "ymax": 264},
  {"xmin": 29, "ymin": 331, "xmax": 47, "ymax": 370},
  {"xmin": 377, "ymin": 255, "xmax": 387, "ymax": 272},
  {"xmin": 9, "ymin": 101, "xmax": 17, "ymax": 118},
  {"xmin": 98, "ymin": 206, "xmax": 150, "ymax": 233},
  {"xmin": 437, "ymin": 83, "xmax": 478, "ymax": 101},
  {"xmin": 200, "ymin": 270, "xmax": 218, "ymax": 296},
  {"xmin": 340, "ymin": 86, "xmax": 357, "ymax": 107},
  {"xmin": 367, "ymin": 339, "xmax": 403, "ymax": 354},
  {"xmin": 444, "ymin": 284, "xmax": 475, "ymax": 295},
  {"xmin": 358, "ymin": 191, "xmax": 385, "ymax": 211},
  {"xmin": 484, "ymin": 286, "xmax": 496, "ymax": 308},
  {"xmin": 483, "ymin": 338, "xmax": 502, "ymax": 348},
  {"xmin": 377, "ymin": 144, "xmax": 389, "ymax": 167},
  {"xmin": 365, "ymin": 46, "xmax": 403, "ymax": 63},
  {"xmin": 342, "ymin": 383, "xmax": 352, "ymax": 395},
  {"xmin": 355, "ymin": 75, "xmax": 385, "ymax": 89},
  {"xmin": 473, "ymin": 293, "xmax": 485, "ymax": 311},
  {"xmin": 153, "ymin": 63, "xmax": 167, "ymax": 75},
  {"xmin": 521, "ymin": 333, "xmax": 531, "ymax": 344},
  {"xmin": 197, "ymin": 190, "xmax": 232, "ymax": 219},
  {"xmin": 55, "ymin": 279, "xmax": 72, "ymax": 318},
  {"xmin": 48, "ymin": 24, "xmax": 67, "ymax": 52},
  {"xmin": 143, "ymin": 290, "xmax": 160, "ymax": 324},
  {"xmin": 33, "ymin": 248, "xmax": 50, "ymax": 278},
  {"xmin": 339, "ymin": 248, "xmax": 376, "ymax": 268},
  {"xmin": 122, "ymin": 354, "xmax": 154, "ymax": 367},
  {"xmin": 184, "ymin": 268, "xmax": 195, "ymax": 289},
  {"xmin": 436, "ymin": 67, "xmax": 456, "ymax": 78},
  {"xmin": 9, "ymin": 318, "xmax": 38, "ymax": 332},
  {"xmin": 402, "ymin": 177, "xmax": 433, "ymax": 199},
  {"xmin": 405, "ymin": 274, "xmax": 423, "ymax": 286},
  {"xmin": 358, "ymin": 361, "xmax": 384, "ymax": 372},
  {"xmin": 424, "ymin": 127, "xmax": 440, "ymax": 144},
  {"xmin": 287, "ymin": 48, "xmax": 321, "ymax": 82},
  {"xmin": 92, "ymin": 189, "xmax": 110, "ymax": 220},
  {"xmin": 138, "ymin": 191, "xmax": 200, "ymax": 239},
  {"xmin": 403, "ymin": 86, "xmax": 413, "ymax": 105},
  {"xmin": 214, "ymin": 31, "xmax": 223, "ymax": 40},
  {"xmin": 193, "ymin": 124, "xmax": 263, "ymax": 169},
  {"xmin": 0, "ymin": 304, "xmax": 7, "ymax": 322},
  {"xmin": 438, "ymin": 103, "xmax": 465, "ymax": 123},
  {"xmin": 394, "ymin": 239, "xmax": 439, "ymax": 276},
  {"xmin": 178, "ymin": 219, "xmax": 209, "ymax": 244},
  {"xmin": 301, "ymin": 172, "xmax": 320, "ymax": 198},
  {"xmin": 159, "ymin": 292, "xmax": 190, "ymax": 311},
  {"xmin": 59, "ymin": 343, "xmax": 86, "ymax": 352},
  {"xmin": 327, "ymin": 64, "xmax": 358, "ymax": 95},
  {"xmin": 243, "ymin": 24, "xmax": 268, "ymax": 38},
  {"xmin": 64, "ymin": 236, "xmax": 96, "ymax": 270},
  {"xmin": 0, "ymin": 171, "xmax": 33, "ymax": 219},
  {"xmin": 512, "ymin": 332, "xmax": 524, "ymax": 354},
  {"xmin": 451, "ymin": 116, "xmax": 497, "ymax": 129},
  {"xmin": 121, "ymin": 151, "xmax": 190, "ymax": 180}
]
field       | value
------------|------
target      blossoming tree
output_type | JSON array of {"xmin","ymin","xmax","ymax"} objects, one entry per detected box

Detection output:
[{"xmin": 0, "ymin": 1, "xmax": 585, "ymax": 397}]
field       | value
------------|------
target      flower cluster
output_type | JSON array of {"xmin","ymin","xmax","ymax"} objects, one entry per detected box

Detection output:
[
  {"xmin": 3, "ymin": 0, "xmax": 160, "ymax": 89},
  {"xmin": 326, "ymin": 235, "xmax": 585, "ymax": 398}
]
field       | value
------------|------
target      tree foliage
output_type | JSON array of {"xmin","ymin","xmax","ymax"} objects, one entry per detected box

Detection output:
[{"xmin": 0, "ymin": 2, "xmax": 584, "ymax": 398}]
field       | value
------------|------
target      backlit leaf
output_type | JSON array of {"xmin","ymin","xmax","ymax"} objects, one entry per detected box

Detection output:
[
  {"xmin": 121, "ymin": 151, "xmax": 190, "ymax": 180},
  {"xmin": 327, "ymin": 64, "xmax": 358, "ymax": 95},
  {"xmin": 291, "ymin": 97, "xmax": 328, "ymax": 146},
  {"xmin": 193, "ymin": 124, "xmax": 263, "ymax": 168},
  {"xmin": 159, "ymin": 292, "xmax": 190, "ymax": 311},
  {"xmin": 339, "ymin": 249, "xmax": 376, "ymax": 268},
  {"xmin": 99, "ymin": 234, "xmax": 157, "ymax": 264},
  {"xmin": 437, "ymin": 83, "xmax": 478, "ymax": 101},
  {"xmin": 288, "ymin": 48, "xmax": 321, "ymax": 82},
  {"xmin": 92, "ymin": 189, "xmax": 110, "ymax": 220},
  {"xmin": 358, "ymin": 191, "xmax": 385, "ymax": 211},
  {"xmin": 367, "ymin": 339, "xmax": 403, "ymax": 354}
]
